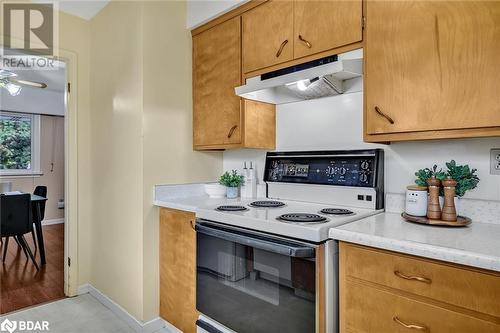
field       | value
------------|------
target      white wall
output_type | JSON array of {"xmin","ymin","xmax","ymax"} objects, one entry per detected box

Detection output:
[
  {"xmin": 224, "ymin": 91, "xmax": 500, "ymax": 201},
  {"xmin": 186, "ymin": 0, "xmax": 247, "ymax": 29}
]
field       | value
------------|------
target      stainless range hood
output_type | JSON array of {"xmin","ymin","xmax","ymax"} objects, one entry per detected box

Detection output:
[{"xmin": 235, "ymin": 49, "xmax": 363, "ymax": 105}]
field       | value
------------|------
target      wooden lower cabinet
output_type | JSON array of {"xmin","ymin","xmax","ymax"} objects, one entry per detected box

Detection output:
[
  {"xmin": 340, "ymin": 242, "xmax": 500, "ymax": 333},
  {"xmin": 344, "ymin": 281, "xmax": 499, "ymax": 333},
  {"xmin": 159, "ymin": 208, "xmax": 197, "ymax": 333}
]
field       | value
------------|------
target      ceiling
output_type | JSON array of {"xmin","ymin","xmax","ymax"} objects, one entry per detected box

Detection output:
[
  {"xmin": 32, "ymin": 0, "xmax": 109, "ymax": 20},
  {"xmin": 14, "ymin": 64, "xmax": 66, "ymax": 93}
]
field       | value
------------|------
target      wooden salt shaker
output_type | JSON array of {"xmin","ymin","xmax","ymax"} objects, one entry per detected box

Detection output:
[
  {"xmin": 441, "ymin": 176, "xmax": 458, "ymax": 222},
  {"xmin": 426, "ymin": 176, "xmax": 442, "ymax": 220}
]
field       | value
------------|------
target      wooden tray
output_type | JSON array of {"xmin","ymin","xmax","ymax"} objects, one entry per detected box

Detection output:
[{"xmin": 402, "ymin": 212, "xmax": 472, "ymax": 227}]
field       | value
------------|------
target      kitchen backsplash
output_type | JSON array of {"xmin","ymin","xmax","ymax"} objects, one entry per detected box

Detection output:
[{"xmin": 223, "ymin": 91, "xmax": 500, "ymax": 202}]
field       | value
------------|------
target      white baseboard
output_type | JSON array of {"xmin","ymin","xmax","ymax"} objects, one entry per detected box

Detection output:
[
  {"xmin": 77, "ymin": 283, "xmax": 90, "ymax": 295},
  {"xmin": 42, "ymin": 218, "xmax": 65, "ymax": 225},
  {"xmin": 78, "ymin": 283, "xmax": 166, "ymax": 333}
]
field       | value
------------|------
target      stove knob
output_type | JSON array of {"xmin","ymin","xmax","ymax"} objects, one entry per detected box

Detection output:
[
  {"xmin": 361, "ymin": 161, "xmax": 369, "ymax": 170},
  {"xmin": 339, "ymin": 167, "xmax": 347, "ymax": 175},
  {"xmin": 359, "ymin": 173, "xmax": 368, "ymax": 182}
]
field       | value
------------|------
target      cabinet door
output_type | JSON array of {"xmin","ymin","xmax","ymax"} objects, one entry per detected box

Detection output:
[
  {"xmin": 242, "ymin": 1, "xmax": 294, "ymax": 73},
  {"xmin": 243, "ymin": 99, "xmax": 276, "ymax": 149},
  {"xmin": 294, "ymin": 0, "xmax": 362, "ymax": 59},
  {"xmin": 365, "ymin": 1, "xmax": 500, "ymax": 135},
  {"xmin": 193, "ymin": 17, "xmax": 242, "ymax": 147},
  {"xmin": 160, "ymin": 208, "xmax": 197, "ymax": 333}
]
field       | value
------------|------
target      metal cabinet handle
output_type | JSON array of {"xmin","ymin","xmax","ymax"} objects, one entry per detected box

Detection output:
[
  {"xmin": 374, "ymin": 106, "xmax": 395, "ymax": 124},
  {"xmin": 276, "ymin": 39, "xmax": 288, "ymax": 58},
  {"xmin": 394, "ymin": 270, "xmax": 432, "ymax": 284},
  {"xmin": 393, "ymin": 316, "xmax": 429, "ymax": 331},
  {"xmin": 227, "ymin": 125, "xmax": 237, "ymax": 138},
  {"xmin": 298, "ymin": 35, "xmax": 312, "ymax": 48}
]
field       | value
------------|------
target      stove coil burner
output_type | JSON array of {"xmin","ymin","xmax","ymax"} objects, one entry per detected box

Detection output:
[
  {"xmin": 320, "ymin": 208, "xmax": 355, "ymax": 216},
  {"xmin": 250, "ymin": 200, "xmax": 286, "ymax": 208},
  {"xmin": 278, "ymin": 213, "xmax": 328, "ymax": 223},
  {"xmin": 216, "ymin": 205, "xmax": 248, "ymax": 212}
]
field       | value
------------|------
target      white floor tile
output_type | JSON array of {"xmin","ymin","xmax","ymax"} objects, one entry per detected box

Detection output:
[{"xmin": 0, "ymin": 294, "xmax": 137, "ymax": 333}]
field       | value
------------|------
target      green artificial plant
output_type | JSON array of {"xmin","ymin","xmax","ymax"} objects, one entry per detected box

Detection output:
[
  {"xmin": 445, "ymin": 160, "xmax": 480, "ymax": 197},
  {"xmin": 414, "ymin": 165, "xmax": 446, "ymax": 187},
  {"xmin": 219, "ymin": 170, "xmax": 245, "ymax": 188},
  {"xmin": 415, "ymin": 160, "xmax": 479, "ymax": 197}
]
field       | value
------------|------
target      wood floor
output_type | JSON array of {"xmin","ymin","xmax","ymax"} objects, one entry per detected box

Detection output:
[{"xmin": 0, "ymin": 224, "xmax": 65, "ymax": 314}]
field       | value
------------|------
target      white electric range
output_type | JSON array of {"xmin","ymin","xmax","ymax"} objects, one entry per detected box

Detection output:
[
  {"xmin": 195, "ymin": 149, "xmax": 384, "ymax": 333},
  {"xmin": 196, "ymin": 197, "xmax": 381, "ymax": 243}
]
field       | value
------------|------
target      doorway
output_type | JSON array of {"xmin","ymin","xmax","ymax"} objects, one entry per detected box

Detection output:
[{"xmin": 0, "ymin": 52, "xmax": 77, "ymax": 313}]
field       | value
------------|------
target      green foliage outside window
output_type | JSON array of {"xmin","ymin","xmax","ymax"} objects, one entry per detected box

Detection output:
[{"xmin": 0, "ymin": 115, "xmax": 32, "ymax": 170}]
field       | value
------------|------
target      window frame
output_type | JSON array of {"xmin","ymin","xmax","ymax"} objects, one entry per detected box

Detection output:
[{"xmin": 0, "ymin": 111, "xmax": 41, "ymax": 177}]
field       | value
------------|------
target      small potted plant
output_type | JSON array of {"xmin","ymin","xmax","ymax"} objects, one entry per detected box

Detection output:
[
  {"xmin": 219, "ymin": 170, "xmax": 245, "ymax": 199},
  {"xmin": 439, "ymin": 160, "xmax": 480, "ymax": 213}
]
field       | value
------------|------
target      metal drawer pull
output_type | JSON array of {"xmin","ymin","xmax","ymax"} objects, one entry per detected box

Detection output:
[
  {"xmin": 298, "ymin": 35, "xmax": 312, "ymax": 48},
  {"xmin": 394, "ymin": 270, "xmax": 432, "ymax": 284},
  {"xmin": 276, "ymin": 40, "xmax": 288, "ymax": 58},
  {"xmin": 227, "ymin": 125, "xmax": 237, "ymax": 138},
  {"xmin": 393, "ymin": 316, "xmax": 429, "ymax": 331},
  {"xmin": 374, "ymin": 106, "xmax": 395, "ymax": 124}
]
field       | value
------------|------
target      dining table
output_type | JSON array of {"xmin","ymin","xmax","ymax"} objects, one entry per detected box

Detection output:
[{"xmin": 2, "ymin": 191, "xmax": 48, "ymax": 265}]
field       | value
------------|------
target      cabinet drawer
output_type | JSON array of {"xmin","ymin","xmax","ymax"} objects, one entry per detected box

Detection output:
[
  {"xmin": 343, "ymin": 281, "xmax": 500, "ymax": 333},
  {"xmin": 341, "ymin": 243, "xmax": 500, "ymax": 318}
]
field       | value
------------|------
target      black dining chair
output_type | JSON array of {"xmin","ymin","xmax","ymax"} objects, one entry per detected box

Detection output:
[
  {"xmin": 31, "ymin": 186, "xmax": 47, "ymax": 249},
  {"xmin": 1, "ymin": 193, "xmax": 39, "ymax": 270}
]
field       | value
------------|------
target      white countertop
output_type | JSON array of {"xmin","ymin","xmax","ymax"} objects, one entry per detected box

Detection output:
[
  {"xmin": 155, "ymin": 195, "xmax": 379, "ymax": 242},
  {"xmin": 329, "ymin": 212, "xmax": 500, "ymax": 272}
]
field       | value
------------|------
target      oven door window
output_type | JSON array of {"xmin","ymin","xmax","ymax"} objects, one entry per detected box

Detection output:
[{"xmin": 197, "ymin": 229, "xmax": 316, "ymax": 333}]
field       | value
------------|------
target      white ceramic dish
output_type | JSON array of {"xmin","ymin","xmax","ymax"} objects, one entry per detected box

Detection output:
[{"xmin": 205, "ymin": 183, "xmax": 226, "ymax": 198}]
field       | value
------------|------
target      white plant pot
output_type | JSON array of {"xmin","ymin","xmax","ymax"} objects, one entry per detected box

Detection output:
[
  {"xmin": 226, "ymin": 186, "xmax": 239, "ymax": 199},
  {"xmin": 439, "ymin": 196, "xmax": 461, "ymax": 216}
]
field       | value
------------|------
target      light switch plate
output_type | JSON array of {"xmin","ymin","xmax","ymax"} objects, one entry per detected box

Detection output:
[{"xmin": 491, "ymin": 149, "xmax": 500, "ymax": 175}]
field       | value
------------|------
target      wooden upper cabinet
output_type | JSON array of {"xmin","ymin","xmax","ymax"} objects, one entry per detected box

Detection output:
[
  {"xmin": 365, "ymin": 1, "xmax": 500, "ymax": 138},
  {"xmin": 193, "ymin": 17, "xmax": 242, "ymax": 148},
  {"xmin": 294, "ymin": 0, "xmax": 362, "ymax": 59},
  {"xmin": 242, "ymin": 1, "xmax": 294, "ymax": 73}
]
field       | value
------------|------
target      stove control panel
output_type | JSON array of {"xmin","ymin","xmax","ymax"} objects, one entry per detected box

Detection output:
[{"xmin": 264, "ymin": 150, "xmax": 384, "ymax": 188}]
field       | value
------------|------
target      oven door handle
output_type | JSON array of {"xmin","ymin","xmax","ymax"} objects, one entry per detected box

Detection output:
[{"xmin": 196, "ymin": 224, "xmax": 316, "ymax": 258}]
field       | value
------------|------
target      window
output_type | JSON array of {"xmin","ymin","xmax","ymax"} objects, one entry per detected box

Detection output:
[{"xmin": 0, "ymin": 111, "xmax": 41, "ymax": 176}]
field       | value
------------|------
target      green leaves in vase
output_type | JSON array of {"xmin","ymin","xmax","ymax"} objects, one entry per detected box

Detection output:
[{"xmin": 219, "ymin": 170, "xmax": 245, "ymax": 188}]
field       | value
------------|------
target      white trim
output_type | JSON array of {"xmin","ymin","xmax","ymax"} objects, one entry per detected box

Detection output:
[
  {"xmin": 78, "ymin": 284, "xmax": 167, "ymax": 333},
  {"xmin": 31, "ymin": 114, "xmax": 41, "ymax": 173},
  {"xmin": 42, "ymin": 218, "xmax": 65, "ymax": 225},
  {"xmin": 0, "ymin": 172, "xmax": 43, "ymax": 178},
  {"xmin": 77, "ymin": 283, "xmax": 90, "ymax": 295}
]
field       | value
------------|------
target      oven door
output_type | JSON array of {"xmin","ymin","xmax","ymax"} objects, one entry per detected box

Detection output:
[{"xmin": 196, "ymin": 219, "xmax": 321, "ymax": 333}]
